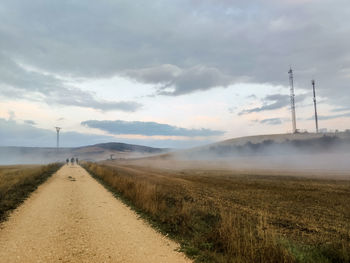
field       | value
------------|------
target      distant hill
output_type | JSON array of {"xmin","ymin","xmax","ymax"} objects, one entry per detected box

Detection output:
[
  {"xmin": 3, "ymin": 132, "xmax": 350, "ymax": 167},
  {"xmin": 82, "ymin": 142, "xmax": 168, "ymax": 153},
  {"xmin": 112, "ymin": 132, "xmax": 350, "ymax": 172},
  {"xmin": 178, "ymin": 132, "xmax": 350, "ymax": 159},
  {"xmin": 0, "ymin": 142, "xmax": 169, "ymax": 165}
]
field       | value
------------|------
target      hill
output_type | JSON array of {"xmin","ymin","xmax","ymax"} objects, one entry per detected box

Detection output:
[
  {"xmin": 109, "ymin": 131, "xmax": 350, "ymax": 173},
  {"xmin": 0, "ymin": 143, "xmax": 168, "ymax": 165},
  {"xmin": 81, "ymin": 142, "xmax": 168, "ymax": 153},
  {"xmin": 184, "ymin": 131, "xmax": 350, "ymax": 157}
]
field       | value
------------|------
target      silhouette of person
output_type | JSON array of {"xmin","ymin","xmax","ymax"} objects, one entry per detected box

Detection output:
[
  {"xmin": 75, "ymin": 157, "xmax": 78, "ymax": 164},
  {"xmin": 71, "ymin": 157, "xmax": 75, "ymax": 165},
  {"xmin": 66, "ymin": 158, "xmax": 69, "ymax": 165}
]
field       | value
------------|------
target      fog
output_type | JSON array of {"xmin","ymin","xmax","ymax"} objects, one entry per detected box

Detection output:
[
  {"xmin": 176, "ymin": 135, "xmax": 350, "ymax": 171},
  {"xmin": 114, "ymin": 134, "xmax": 350, "ymax": 179},
  {"xmin": 2, "ymin": 134, "xmax": 350, "ymax": 180},
  {"xmin": 0, "ymin": 147, "xmax": 74, "ymax": 165},
  {"xmin": 0, "ymin": 145, "xmax": 167, "ymax": 165}
]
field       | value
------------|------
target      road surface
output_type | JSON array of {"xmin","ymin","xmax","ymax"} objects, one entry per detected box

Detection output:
[{"xmin": 0, "ymin": 165, "xmax": 190, "ymax": 263}]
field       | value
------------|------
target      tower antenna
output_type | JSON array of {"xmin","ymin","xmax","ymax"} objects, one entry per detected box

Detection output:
[
  {"xmin": 55, "ymin": 127, "xmax": 61, "ymax": 152},
  {"xmin": 288, "ymin": 67, "xmax": 297, "ymax": 133},
  {"xmin": 312, "ymin": 80, "xmax": 319, "ymax": 133}
]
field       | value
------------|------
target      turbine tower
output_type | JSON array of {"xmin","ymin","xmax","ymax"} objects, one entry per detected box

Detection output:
[
  {"xmin": 55, "ymin": 127, "xmax": 61, "ymax": 152},
  {"xmin": 312, "ymin": 79, "xmax": 319, "ymax": 133},
  {"xmin": 288, "ymin": 67, "xmax": 297, "ymax": 133}
]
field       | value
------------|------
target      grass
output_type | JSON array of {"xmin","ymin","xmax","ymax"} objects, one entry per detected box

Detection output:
[
  {"xmin": 0, "ymin": 163, "xmax": 62, "ymax": 222},
  {"xmin": 82, "ymin": 161, "xmax": 350, "ymax": 262}
]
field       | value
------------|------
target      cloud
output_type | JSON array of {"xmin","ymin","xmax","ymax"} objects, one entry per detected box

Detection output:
[
  {"xmin": 0, "ymin": 118, "xmax": 212, "ymax": 148},
  {"xmin": 239, "ymin": 94, "xmax": 289, "ymax": 115},
  {"xmin": 228, "ymin": 106, "xmax": 237, "ymax": 114},
  {"xmin": 247, "ymin": 95, "xmax": 257, "ymax": 99},
  {"xmin": 23, "ymin": 120, "xmax": 36, "ymax": 125},
  {"xmin": 124, "ymin": 64, "xmax": 234, "ymax": 96},
  {"xmin": 45, "ymin": 85, "xmax": 141, "ymax": 112},
  {"xmin": 331, "ymin": 107, "xmax": 350, "ymax": 113},
  {"xmin": 310, "ymin": 112, "xmax": 350, "ymax": 121},
  {"xmin": 81, "ymin": 120, "xmax": 225, "ymax": 137},
  {"xmin": 0, "ymin": 0, "xmax": 348, "ymax": 105},
  {"xmin": 0, "ymin": 118, "xmax": 116, "ymax": 147},
  {"xmin": 8, "ymin": 110, "xmax": 15, "ymax": 120},
  {"xmin": 239, "ymin": 94, "xmax": 308, "ymax": 115},
  {"xmin": 0, "ymin": 53, "xmax": 141, "ymax": 111},
  {"xmin": 260, "ymin": 118, "xmax": 283, "ymax": 125}
]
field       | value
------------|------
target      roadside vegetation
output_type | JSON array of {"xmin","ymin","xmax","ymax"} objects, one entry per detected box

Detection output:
[
  {"xmin": 83, "ymin": 161, "xmax": 350, "ymax": 263},
  {"xmin": 0, "ymin": 163, "xmax": 62, "ymax": 222}
]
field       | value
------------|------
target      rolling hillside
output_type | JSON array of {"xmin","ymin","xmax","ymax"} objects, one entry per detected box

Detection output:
[
  {"xmin": 179, "ymin": 131, "xmax": 350, "ymax": 158},
  {"xmin": 110, "ymin": 131, "xmax": 350, "ymax": 173}
]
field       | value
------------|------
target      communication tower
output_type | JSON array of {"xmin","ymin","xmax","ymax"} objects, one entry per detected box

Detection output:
[
  {"xmin": 55, "ymin": 127, "xmax": 61, "ymax": 152},
  {"xmin": 312, "ymin": 80, "xmax": 319, "ymax": 133}
]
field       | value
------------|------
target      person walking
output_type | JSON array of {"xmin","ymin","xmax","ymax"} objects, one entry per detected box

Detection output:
[
  {"xmin": 66, "ymin": 158, "xmax": 69, "ymax": 165},
  {"xmin": 70, "ymin": 157, "xmax": 75, "ymax": 165}
]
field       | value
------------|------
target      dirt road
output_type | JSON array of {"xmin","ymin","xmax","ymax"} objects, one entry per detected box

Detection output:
[{"xmin": 0, "ymin": 165, "xmax": 191, "ymax": 263}]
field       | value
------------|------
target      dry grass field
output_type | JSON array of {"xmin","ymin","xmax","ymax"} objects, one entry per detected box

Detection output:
[
  {"xmin": 83, "ymin": 161, "xmax": 350, "ymax": 263},
  {"xmin": 0, "ymin": 163, "xmax": 62, "ymax": 222}
]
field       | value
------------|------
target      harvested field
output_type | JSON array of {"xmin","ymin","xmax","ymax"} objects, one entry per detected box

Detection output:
[{"xmin": 83, "ymin": 161, "xmax": 350, "ymax": 263}]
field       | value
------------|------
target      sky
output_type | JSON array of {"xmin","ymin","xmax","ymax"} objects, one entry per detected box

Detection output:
[{"xmin": 0, "ymin": 0, "xmax": 349, "ymax": 148}]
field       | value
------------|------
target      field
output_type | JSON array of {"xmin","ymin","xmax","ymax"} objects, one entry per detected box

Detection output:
[
  {"xmin": 83, "ymin": 161, "xmax": 350, "ymax": 263},
  {"xmin": 0, "ymin": 163, "xmax": 62, "ymax": 222}
]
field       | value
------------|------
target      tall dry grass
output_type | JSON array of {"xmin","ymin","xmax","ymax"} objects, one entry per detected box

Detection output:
[
  {"xmin": 0, "ymin": 163, "xmax": 62, "ymax": 221},
  {"xmin": 83, "ymin": 162, "xmax": 298, "ymax": 262}
]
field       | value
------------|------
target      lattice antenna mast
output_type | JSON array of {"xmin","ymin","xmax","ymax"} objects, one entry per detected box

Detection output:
[
  {"xmin": 55, "ymin": 127, "xmax": 61, "ymax": 152},
  {"xmin": 288, "ymin": 68, "xmax": 297, "ymax": 133},
  {"xmin": 312, "ymin": 80, "xmax": 319, "ymax": 133}
]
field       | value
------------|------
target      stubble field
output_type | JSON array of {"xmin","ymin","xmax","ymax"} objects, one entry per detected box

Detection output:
[{"xmin": 83, "ymin": 160, "xmax": 350, "ymax": 263}]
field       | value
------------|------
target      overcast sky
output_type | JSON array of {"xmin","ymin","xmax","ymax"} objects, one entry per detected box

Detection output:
[{"xmin": 0, "ymin": 0, "xmax": 349, "ymax": 148}]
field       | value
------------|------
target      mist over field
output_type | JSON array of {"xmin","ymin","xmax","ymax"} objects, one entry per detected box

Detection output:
[
  {"xmin": 87, "ymin": 133, "xmax": 350, "ymax": 181},
  {"xmin": 0, "ymin": 147, "xmax": 72, "ymax": 165},
  {"xmin": 2, "ymin": 133, "xmax": 350, "ymax": 175},
  {"xmin": 174, "ymin": 134, "xmax": 350, "ymax": 171},
  {"xmin": 0, "ymin": 142, "xmax": 168, "ymax": 165}
]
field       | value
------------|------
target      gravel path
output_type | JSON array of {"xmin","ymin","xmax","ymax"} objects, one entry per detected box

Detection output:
[{"xmin": 0, "ymin": 165, "xmax": 190, "ymax": 263}]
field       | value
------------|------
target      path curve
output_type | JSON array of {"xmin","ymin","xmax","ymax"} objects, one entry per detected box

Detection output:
[{"xmin": 0, "ymin": 165, "xmax": 190, "ymax": 263}]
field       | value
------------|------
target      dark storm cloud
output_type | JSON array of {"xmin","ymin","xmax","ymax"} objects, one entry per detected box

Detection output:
[
  {"xmin": 81, "ymin": 120, "xmax": 225, "ymax": 137},
  {"xmin": 0, "ymin": 0, "xmax": 349, "ymax": 105}
]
